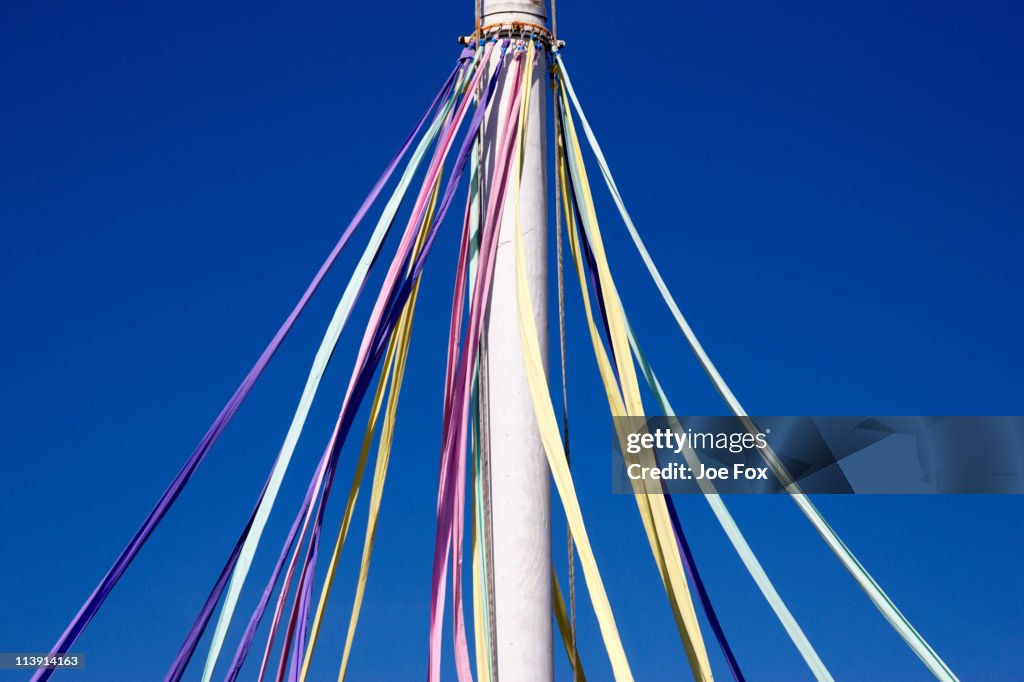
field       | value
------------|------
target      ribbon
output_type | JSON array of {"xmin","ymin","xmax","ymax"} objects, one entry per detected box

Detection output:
[
  {"xmin": 553, "ymin": 568, "xmax": 586, "ymax": 682},
  {"xmin": 555, "ymin": 53, "xmax": 956, "ymax": 682},
  {"xmin": 331, "ymin": 209, "xmax": 432, "ymax": 682},
  {"xmin": 514, "ymin": 158, "xmax": 637, "ymax": 677},
  {"xmin": 552, "ymin": 101, "xmax": 745, "ymax": 681},
  {"xmin": 294, "ymin": 170, "xmax": 442, "ymax": 681},
  {"xmin": 551, "ymin": 75, "xmax": 829, "ymax": 680},
  {"xmin": 554, "ymin": 70, "xmax": 713, "ymax": 682},
  {"xmin": 274, "ymin": 52, "xmax": 488, "ymax": 682},
  {"xmin": 565, "ymin": 174, "xmax": 746, "ymax": 681},
  {"xmin": 628, "ymin": 323, "xmax": 834, "ymax": 681},
  {"xmin": 264, "ymin": 40, "xmax": 500, "ymax": 682},
  {"xmin": 219, "ymin": 38, "xmax": 499, "ymax": 682},
  {"xmin": 427, "ymin": 39, "xmax": 517, "ymax": 682},
  {"xmin": 34, "ymin": 55, "xmax": 463, "ymax": 682},
  {"xmin": 192, "ymin": 53, "xmax": 476, "ymax": 682},
  {"xmin": 510, "ymin": 41, "xmax": 634, "ymax": 681},
  {"xmin": 467, "ymin": 130, "xmax": 496, "ymax": 682}
]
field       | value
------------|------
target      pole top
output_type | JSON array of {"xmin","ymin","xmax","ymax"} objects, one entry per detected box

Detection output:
[
  {"xmin": 481, "ymin": 0, "xmax": 547, "ymax": 23},
  {"xmin": 459, "ymin": 0, "xmax": 560, "ymax": 48}
]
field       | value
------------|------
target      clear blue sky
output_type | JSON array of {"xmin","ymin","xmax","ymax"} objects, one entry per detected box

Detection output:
[{"xmin": 2, "ymin": 1, "xmax": 1022, "ymax": 680}]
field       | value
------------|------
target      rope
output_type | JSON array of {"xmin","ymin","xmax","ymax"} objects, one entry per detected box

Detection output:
[{"xmin": 551, "ymin": 64, "xmax": 578, "ymax": 681}]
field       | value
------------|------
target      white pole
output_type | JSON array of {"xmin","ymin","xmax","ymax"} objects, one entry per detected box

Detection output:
[{"xmin": 480, "ymin": 1, "xmax": 552, "ymax": 679}]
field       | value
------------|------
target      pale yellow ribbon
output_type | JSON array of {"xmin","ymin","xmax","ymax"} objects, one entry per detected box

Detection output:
[
  {"xmin": 296, "ymin": 171, "xmax": 441, "ymax": 682},
  {"xmin": 554, "ymin": 568, "xmax": 586, "ymax": 682},
  {"xmin": 511, "ymin": 40, "xmax": 634, "ymax": 681},
  {"xmin": 554, "ymin": 77, "xmax": 714, "ymax": 681}
]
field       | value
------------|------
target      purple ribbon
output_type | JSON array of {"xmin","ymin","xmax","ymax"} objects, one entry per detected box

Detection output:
[
  {"xmin": 157, "ymin": 62, "xmax": 464, "ymax": 682},
  {"xmin": 222, "ymin": 473, "xmax": 316, "ymax": 682},
  {"xmin": 664, "ymin": 491, "xmax": 746, "ymax": 682},
  {"xmin": 178, "ymin": 40, "xmax": 497, "ymax": 680},
  {"xmin": 268, "ymin": 42, "xmax": 510, "ymax": 682}
]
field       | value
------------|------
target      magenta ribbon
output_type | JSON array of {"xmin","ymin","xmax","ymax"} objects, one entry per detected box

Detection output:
[
  {"xmin": 428, "ymin": 44, "xmax": 529, "ymax": 682},
  {"xmin": 172, "ymin": 38, "xmax": 503, "ymax": 681},
  {"xmin": 226, "ymin": 40, "xmax": 501, "ymax": 682}
]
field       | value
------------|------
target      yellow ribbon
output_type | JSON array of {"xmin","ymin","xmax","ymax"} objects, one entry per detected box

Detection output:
[
  {"xmin": 334, "ymin": 175, "xmax": 438, "ymax": 682},
  {"xmin": 511, "ymin": 40, "xmax": 634, "ymax": 681},
  {"xmin": 297, "ymin": 171, "xmax": 442, "ymax": 682},
  {"xmin": 554, "ymin": 77, "xmax": 714, "ymax": 681},
  {"xmin": 554, "ymin": 568, "xmax": 586, "ymax": 682}
]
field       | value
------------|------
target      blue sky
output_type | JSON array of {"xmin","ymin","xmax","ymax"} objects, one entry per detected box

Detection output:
[{"xmin": 1, "ymin": 1, "xmax": 1022, "ymax": 680}]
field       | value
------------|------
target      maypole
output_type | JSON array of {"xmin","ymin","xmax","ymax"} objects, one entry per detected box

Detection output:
[
  {"xmin": 479, "ymin": 1, "xmax": 553, "ymax": 679},
  {"xmin": 24, "ymin": 5, "xmax": 967, "ymax": 680}
]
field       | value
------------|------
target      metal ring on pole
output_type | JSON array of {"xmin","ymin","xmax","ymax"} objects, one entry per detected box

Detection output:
[{"xmin": 459, "ymin": 24, "xmax": 563, "ymax": 50}]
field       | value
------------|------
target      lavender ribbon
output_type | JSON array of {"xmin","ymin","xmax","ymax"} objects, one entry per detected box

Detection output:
[
  {"xmin": 272, "ymin": 42, "xmax": 510, "ymax": 682},
  {"xmin": 156, "ymin": 62, "xmax": 464, "ymax": 682}
]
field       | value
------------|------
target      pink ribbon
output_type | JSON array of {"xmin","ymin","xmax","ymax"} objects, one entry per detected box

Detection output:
[
  {"xmin": 428, "ymin": 49, "xmax": 527, "ymax": 682},
  {"xmin": 247, "ymin": 42, "xmax": 498, "ymax": 682}
]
